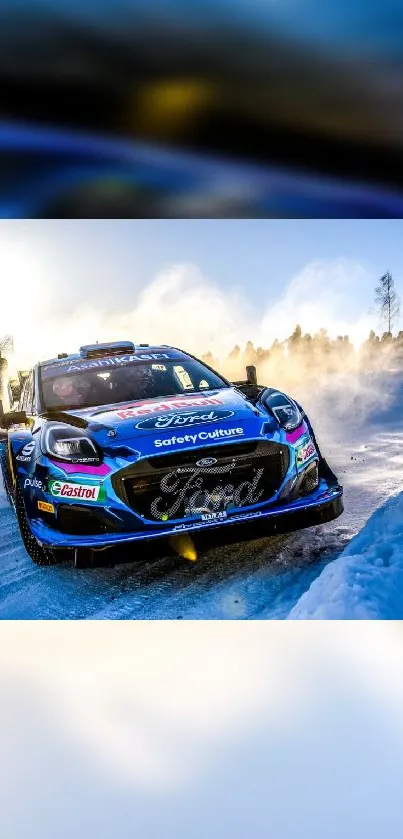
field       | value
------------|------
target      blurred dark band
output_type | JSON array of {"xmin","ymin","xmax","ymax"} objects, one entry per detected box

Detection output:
[{"xmin": 2, "ymin": 1, "xmax": 403, "ymax": 217}]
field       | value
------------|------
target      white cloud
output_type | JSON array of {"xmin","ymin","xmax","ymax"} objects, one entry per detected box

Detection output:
[
  {"xmin": 0, "ymin": 234, "xmax": 375, "ymax": 371},
  {"xmin": 258, "ymin": 259, "xmax": 373, "ymax": 348}
]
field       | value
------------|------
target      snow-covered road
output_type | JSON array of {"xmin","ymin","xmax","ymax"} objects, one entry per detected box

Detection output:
[{"xmin": 1, "ymin": 372, "xmax": 403, "ymax": 619}]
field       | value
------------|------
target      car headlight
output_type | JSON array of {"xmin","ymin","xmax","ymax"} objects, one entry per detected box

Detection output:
[
  {"xmin": 262, "ymin": 391, "xmax": 303, "ymax": 432},
  {"xmin": 272, "ymin": 402, "xmax": 302, "ymax": 432},
  {"xmin": 42, "ymin": 424, "xmax": 101, "ymax": 464}
]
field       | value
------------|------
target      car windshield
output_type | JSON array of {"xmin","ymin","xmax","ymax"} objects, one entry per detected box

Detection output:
[{"xmin": 40, "ymin": 356, "xmax": 227, "ymax": 411}]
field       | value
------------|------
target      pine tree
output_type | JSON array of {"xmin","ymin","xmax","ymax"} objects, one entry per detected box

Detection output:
[
  {"xmin": 288, "ymin": 324, "xmax": 302, "ymax": 355},
  {"xmin": 375, "ymin": 272, "xmax": 400, "ymax": 334}
]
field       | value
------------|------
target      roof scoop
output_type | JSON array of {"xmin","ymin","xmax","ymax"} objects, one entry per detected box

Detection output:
[{"xmin": 79, "ymin": 341, "xmax": 135, "ymax": 359}]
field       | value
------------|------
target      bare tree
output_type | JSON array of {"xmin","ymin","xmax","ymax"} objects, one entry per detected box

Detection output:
[
  {"xmin": 0, "ymin": 335, "xmax": 13, "ymax": 358},
  {"xmin": 375, "ymin": 272, "xmax": 400, "ymax": 334}
]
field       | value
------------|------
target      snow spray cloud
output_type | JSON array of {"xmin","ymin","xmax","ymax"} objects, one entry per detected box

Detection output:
[
  {"xmin": 206, "ymin": 260, "xmax": 400, "ymax": 426},
  {"xmin": 1, "ymin": 261, "xmax": 253, "ymax": 372},
  {"xmin": 1, "ymin": 257, "xmax": 373, "ymax": 365},
  {"xmin": 0, "ymin": 245, "xmax": 397, "ymax": 422}
]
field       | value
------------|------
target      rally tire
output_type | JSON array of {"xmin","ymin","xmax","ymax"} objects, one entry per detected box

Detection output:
[
  {"xmin": 15, "ymin": 481, "xmax": 59, "ymax": 566},
  {"xmin": 0, "ymin": 448, "xmax": 14, "ymax": 508}
]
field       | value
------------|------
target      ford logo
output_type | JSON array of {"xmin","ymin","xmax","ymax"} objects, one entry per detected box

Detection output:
[
  {"xmin": 196, "ymin": 457, "xmax": 218, "ymax": 467},
  {"xmin": 136, "ymin": 409, "xmax": 234, "ymax": 431}
]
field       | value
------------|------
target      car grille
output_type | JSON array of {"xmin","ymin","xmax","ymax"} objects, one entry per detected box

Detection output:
[{"xmin": 112, "ymin": 440, "xmax": 290, "ymax": 522}]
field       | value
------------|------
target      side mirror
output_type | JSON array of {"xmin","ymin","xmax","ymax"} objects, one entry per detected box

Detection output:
[
  {"xmin": 0, "ymin": 410, "xmax": 28, "ymax": 429},
  {"xmin": 246, "ymin": 365, "xmax": 257, "ymax": 386}
]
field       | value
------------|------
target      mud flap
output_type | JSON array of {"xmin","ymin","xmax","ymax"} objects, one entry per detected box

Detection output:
[{"xmin": 74, "ymin": 547, "xmax": 95, "ymax": 569}]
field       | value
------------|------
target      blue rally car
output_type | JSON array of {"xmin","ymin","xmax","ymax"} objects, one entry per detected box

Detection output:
[{"xmin": 0, "ymin": 341, "xmax": 343, "ymax": 567}]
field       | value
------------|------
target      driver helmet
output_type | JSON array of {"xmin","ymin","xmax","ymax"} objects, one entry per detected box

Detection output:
[{"xmin": 52, "ymin": 376, "xmax": 84, "ymax": 403}]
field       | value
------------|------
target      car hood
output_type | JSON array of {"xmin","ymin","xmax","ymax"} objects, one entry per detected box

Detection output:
[{"xmin": 54, "ymin": 388, "xmax": 277, "ymax": 452}]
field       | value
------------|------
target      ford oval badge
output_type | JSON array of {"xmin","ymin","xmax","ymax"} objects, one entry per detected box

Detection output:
[{"xmin": 196, "ymin": 457, "xmax": 218, "ymax": 467}]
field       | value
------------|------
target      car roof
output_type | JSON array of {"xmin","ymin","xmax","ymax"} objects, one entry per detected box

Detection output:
[{"xmin": 37, "ymin": 344, "xmax": 190, "ymax": 372}]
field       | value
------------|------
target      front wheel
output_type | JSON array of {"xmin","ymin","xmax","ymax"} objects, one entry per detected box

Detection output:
[
  {"xmin": 15, "ymin": 482, "xmax": 60, "ymax": 566},
  {"xmin": 0, "ymin": 444, "xmax": 14, "ymax": 508}
]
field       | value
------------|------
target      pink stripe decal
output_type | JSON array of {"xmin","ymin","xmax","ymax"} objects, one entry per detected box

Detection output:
[
  {"xmin": 49, "ymin": 460, "xmax": 111, "ymax": 476},
  {"xmin": 286, "ymin": 421, "xmax": 308, "ymax": 444}
]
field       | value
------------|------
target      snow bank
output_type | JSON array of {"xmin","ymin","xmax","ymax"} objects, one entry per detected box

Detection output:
[{"xmin": 288, "ymin": 491, "xmax": 403, "ymax": 619}]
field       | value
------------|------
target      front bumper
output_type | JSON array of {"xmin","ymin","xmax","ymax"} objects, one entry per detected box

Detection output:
[{"xmin": 28, "ymin": 484, "xmax": 343, "ymax": 551}]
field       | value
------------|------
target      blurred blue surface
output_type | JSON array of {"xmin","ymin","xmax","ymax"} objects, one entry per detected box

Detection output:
[{"xmin": 3, "ymin": 122, "xmax": 403, "ymax": 218}]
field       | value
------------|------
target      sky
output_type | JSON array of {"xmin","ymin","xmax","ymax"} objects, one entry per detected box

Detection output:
[{"xmin": 1, "ymin": 219, "xmax": 403, "ymax": 369}]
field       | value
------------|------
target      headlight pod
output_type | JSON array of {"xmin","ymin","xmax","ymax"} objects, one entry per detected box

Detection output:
[
  {"xmin": 262, "ymin": 391, "xmax": 303, "ymax": 432},
  {"xmin": 272, "ymin": 402, "xmax": 302, "ymax": 432},
  {"xmin": 42, "ymin": 424, "xmax": 102, "ymax": 464}
]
